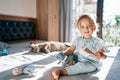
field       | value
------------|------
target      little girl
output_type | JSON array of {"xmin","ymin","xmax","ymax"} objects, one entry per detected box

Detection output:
[{"xmin": 52, "ymin": 15, "xmax": 108, "ymax": 80}]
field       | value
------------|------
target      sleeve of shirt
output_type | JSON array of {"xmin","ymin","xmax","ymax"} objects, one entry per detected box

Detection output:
[
  {"xmin": 96, "ymin": 38, "xmax": 110, "ymax": 53},
  {"xmin": 72, "ymin": 37, "xmax": 78, "ymax": 46}
]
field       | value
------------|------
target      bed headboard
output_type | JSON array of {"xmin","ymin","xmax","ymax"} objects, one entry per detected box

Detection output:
[{"xmin": 0, "ymin": 14, "xmax": 37, "ymax": 42}]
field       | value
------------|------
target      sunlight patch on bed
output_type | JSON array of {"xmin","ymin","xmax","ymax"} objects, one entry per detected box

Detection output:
[
  {"xmin": 0, "ymin": 50, "xmax": 58, "ymax": 73},
  {"xmin": 92, "ymin": 47, "xmax": 119, "ymax": 80}
]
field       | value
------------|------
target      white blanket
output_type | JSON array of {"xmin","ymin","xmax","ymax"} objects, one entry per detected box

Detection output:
[{"xmin": 0, "ymin": 41, "xmax": 120, "ymax": 80}]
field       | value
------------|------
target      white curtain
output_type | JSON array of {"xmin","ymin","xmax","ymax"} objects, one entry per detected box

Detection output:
[{"xmin": 60, "ymin": 0, "xmax": 73, "ymax": 42}]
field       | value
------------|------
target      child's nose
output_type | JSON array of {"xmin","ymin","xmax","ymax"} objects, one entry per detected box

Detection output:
[{"xmin": 84, "ymin": 27, "xmax": 89, "ymax": 30}]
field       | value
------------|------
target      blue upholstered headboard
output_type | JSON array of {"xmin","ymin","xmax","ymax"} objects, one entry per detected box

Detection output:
[{"xmin": 0, "ymin": 15, "xmax": 36, "ymax": 42}]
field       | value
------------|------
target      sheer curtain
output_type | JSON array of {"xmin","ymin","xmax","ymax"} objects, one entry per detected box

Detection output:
[{"xmin": 60, "ymin": 0, "xmax": 73, "ymax": 42}]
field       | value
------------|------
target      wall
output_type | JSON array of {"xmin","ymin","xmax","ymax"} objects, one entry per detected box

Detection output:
[
  {"xmin": 37, "ymin": 0, "xmax": 60, "ymax": 41},
  {"xmin": 0, "ymin": 0, "xmax": 36, "ymax": 18},
  {"xmin": 0, "ymin": 0, "xmax": 60, "ymax": 41},
  {"xmin": 48, "ymin": 0, "xmax": 60, "ymax": 41}
]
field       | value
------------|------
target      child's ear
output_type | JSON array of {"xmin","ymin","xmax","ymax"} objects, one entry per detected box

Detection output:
[{"xmin": 93, "ymin": 25, "xmax": 96, "ymax": 30}]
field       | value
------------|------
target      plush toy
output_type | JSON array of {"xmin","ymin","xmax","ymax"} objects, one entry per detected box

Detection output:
[
  {"xmin": 12, "ymin": 64, "xmax": 44, "ymax": 77},
  {"xmin": 30, "ymin": 41, "xmax": 70, "ymax": 53}
]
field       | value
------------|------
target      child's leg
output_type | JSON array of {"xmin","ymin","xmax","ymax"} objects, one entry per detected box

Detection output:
[
  {"xmin": 67, "ymin": 60, "xmax": 73, "ymax": 66},
  {"xmin": 52, "ymin": 68, "xmax": 68, "ymax": 80}
]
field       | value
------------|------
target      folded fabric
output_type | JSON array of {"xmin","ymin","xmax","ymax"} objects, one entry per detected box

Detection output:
[
  {"xmin": 56, "ymin": 51, "xmax": 65, "ymax": 60},
  {"xmin": 61, "ymin": 54, "xmax": 74, "ymax": 67},
  {"xmin": 0, "ymin": 42, "xmax": 10, "ymax": 51},
  {"xmin": 56, "ymin": 51, "xmax": 74, "ymax": 67}
]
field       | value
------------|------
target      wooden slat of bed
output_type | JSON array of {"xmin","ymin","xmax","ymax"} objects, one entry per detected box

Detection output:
[{"xmin": 0, "ymin": 14, "xmax": 36, "ymax": 23}]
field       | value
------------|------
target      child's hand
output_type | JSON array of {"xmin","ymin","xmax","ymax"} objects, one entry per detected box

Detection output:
[
  {"xmin": 94, "ymin": 48, "xmax": 107, "ymax": 60},
  {"xmin": 92, "ymin": 52, "xmax": 101, "ymax": 60},
  {"xmin": 93, "ymin": 52, "xmax": 107, "ymax": 60}
]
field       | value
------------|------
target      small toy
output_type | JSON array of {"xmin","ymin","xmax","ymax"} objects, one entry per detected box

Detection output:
[
  {"xmin": 30, "ymin": 41, "xmax": 69, "ymax": 53},
  {"xmin": 1, "ymin": 49, "xmax": 8, "ymax": 56},
  {"xmin": 30, "ymin": 40, "xmax": 39, "ymax": 44},
  {"xmin": 12, "ymin": 64, "xmax": 45, "ymax": 77}
]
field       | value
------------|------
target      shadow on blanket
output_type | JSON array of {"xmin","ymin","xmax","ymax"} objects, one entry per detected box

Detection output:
[
  {"xmin": 0, "ymin": 52, "xmax": 99, "ymax": 80},
  {"xmin": 104, "ymin": 48, "xmax": 120, "ymax": 80},
  {"xmin": 24, "ymin": 52, "xmax": 100, "ymax": 80},
  {"xmin": 0, "ymin": 54, "xmax": 58, "ymax": 80},
  {"xmin": 39, "ymin": 67, "xmax": 99, "ymax": 80}
]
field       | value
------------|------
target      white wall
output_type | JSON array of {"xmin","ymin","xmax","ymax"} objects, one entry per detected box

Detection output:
[{"xmin": 0, "ymin": 0, "xmax": 36, "ymax": 18}]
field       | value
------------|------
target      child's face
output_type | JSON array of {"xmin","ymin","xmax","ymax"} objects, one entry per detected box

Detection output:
[{"xmin": 78, "ymin": 18, "xmax": 95, "ymax": 39}]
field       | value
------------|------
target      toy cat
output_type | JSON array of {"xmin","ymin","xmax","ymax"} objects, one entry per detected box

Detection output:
[{"xmin": 30, "ymin": 41, "xmax": 70, "ymax": 53}]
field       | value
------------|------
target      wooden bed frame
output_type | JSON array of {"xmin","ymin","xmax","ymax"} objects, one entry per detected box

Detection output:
[{"xmin": 0, "ymin": 14, "xmax": 36, "ymax": 23}]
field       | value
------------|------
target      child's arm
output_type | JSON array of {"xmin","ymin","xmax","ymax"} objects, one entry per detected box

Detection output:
[
  {"xmin": 83, "ymin": 47, "xmax": 107, "ymax": 60},
  {"xmin": 94, "ymin": 48, "xmax": 107, "ymax": 60},
  {"xmin": 56, "ymin": 45, "xmax": 75, "ymax": 59},
  {"xmin": 63, "ymin": 45, "xmax": 76, "ymax": 56}
]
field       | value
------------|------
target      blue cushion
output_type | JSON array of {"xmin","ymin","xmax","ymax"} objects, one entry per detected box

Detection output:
[{"xmin": 0, "ymin": 20, "xmax": 35, "ymax": 41}]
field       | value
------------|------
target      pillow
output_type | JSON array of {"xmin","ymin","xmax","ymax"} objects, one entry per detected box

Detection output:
[{"xmin": 0, "ymin": 42, "xmax": 10, "ymax": 51}]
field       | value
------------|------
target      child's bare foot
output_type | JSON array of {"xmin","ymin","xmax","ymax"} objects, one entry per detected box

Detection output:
[
  {"xmin": 52, "ymin": 70, "xmax": 59, "ymax": 80},
  {"xmin": 52, "ymin": 68, "xmax": 67, "ymax": 80}
]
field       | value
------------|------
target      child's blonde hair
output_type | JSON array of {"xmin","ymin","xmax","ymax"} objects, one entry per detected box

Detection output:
[{"xmin": 77, "ymin": 15, "xmax": 95, "ymax": 30}]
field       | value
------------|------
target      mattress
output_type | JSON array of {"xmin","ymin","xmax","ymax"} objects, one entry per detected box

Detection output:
[{"xmin": 0, "ymin": 41, "xmax": 120, "ymax": 80}]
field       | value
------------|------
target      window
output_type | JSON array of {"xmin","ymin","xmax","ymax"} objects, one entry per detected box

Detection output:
[
  {"xmin": 103, "ymin": 0, "xmax": 120, "ymax": 46},
  {"xmin": 71, "ymin": 0, "xmax": 97, "ymax": 42}
]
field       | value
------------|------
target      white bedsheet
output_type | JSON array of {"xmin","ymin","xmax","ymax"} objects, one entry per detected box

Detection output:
[{"xmin": 0, "ymin": 41, "xmax": 120, "ymax": 80}]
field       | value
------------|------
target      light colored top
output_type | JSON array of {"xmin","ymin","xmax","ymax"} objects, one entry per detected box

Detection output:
[
  {"xmin": 72, "ymin": 36, "xmax": 107, "ymax": 53},
  {"xmin": 72, "ymin": 36, "xmax": 108, "ymax": 69}
]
